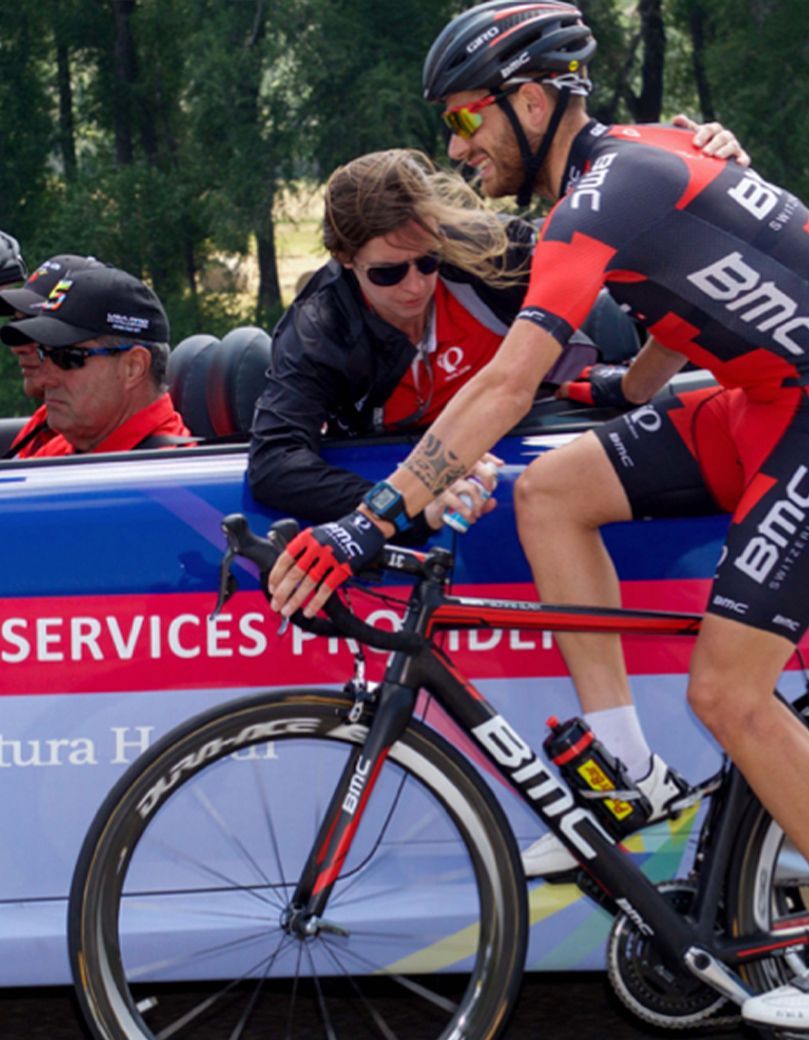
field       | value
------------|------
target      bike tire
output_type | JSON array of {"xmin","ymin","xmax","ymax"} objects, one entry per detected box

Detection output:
[
  {"xmin": 68, "ymin": 687, "xmax": 528, "ymax": 1040},
  {"xmin": 728, "ymin": 797, "xmax": 809, "ymax": 995}
]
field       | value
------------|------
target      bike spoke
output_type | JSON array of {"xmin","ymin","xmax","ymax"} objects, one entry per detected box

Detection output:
[
  {"xmin": 132, "ymin": 837, "xmax": 285, "ymax": 913},
  {"xmin": 320, "ymin": 935, "xmax": 459, "ymax": 1015}
]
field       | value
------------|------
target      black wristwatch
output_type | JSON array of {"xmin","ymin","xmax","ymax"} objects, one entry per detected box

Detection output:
[{"xmin": 362, "ymin": 480, "xmax": 412, "ymax": 533}]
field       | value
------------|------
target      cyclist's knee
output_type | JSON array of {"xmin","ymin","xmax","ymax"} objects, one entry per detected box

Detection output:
[
  {"xmin": 687, "ymin": 672, "xmax": 774, "ymax": 745},
  {"xmin": 514, "ymin": 458, "xmax": 566, "ymax": 521}
]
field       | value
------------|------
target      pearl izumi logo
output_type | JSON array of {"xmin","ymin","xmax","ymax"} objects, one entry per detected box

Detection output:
[
  {"xmin": 687, "ymin": 252, "xmax": 809, "ymax": 356},
  {"xmin": 734, "ymin": 465, "xmax": 809, "ymax": 585}
]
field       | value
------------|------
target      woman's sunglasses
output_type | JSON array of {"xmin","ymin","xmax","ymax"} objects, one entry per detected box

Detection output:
[
  {"xmin": 36, "ymin": 343, "xmax": 137, "ymax": 371},
  {"xmin": 355, "ymin": 253, "xmax": 440, "ymax": 288}
]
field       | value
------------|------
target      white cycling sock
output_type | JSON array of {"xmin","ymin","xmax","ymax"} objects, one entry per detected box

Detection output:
[{"xmin": 584, "ymin": 705, "xmax": 652, "ymax": 780}]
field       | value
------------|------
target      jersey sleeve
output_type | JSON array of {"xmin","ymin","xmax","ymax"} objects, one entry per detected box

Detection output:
[
  {"xmin": 519, "ymin": 137, "xmax": 690, "ymax": 345},
  {"xmin": 518, "ymin": 215, "xmax": 618, "ymax": 345}
]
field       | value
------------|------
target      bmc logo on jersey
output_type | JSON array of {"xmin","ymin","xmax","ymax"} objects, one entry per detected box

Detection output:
[
  {"xmin": 687, "ymin": 251, "xmax": 809, "ymax": 356},
  {"xmin": 728, "ymin": 170, "xmax": 780, "ymax": 221}
]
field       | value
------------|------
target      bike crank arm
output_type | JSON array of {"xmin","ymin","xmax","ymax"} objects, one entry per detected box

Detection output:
[{"xmin": 683, "ymin": 948, "xmax": 752, "ymax": 1005}]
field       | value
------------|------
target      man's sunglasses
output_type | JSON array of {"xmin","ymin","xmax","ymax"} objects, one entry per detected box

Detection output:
[
  {"xmin": 36, "ymin": 343, "xmax": 138, "ymax": 371},
  {"xmin": 442, "ymin": 82, "xmax": 524, "ymax": 140},
  {"xmin": 355, "ymin": 253, "xmax": 440, "ymax": 288}
]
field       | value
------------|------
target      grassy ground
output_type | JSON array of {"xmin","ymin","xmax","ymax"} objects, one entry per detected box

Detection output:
[{"xmin": 274, "ymin": 183, "xmax": 327, "ymax": 306}]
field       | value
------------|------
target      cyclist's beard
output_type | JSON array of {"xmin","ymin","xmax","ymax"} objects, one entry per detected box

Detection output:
[{"xmin": 471, "ymin": 124, "xmax": 528, "ymax": 200}]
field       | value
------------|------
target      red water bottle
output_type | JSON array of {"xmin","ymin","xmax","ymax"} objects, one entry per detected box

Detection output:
[{"xmin": 543, "ymin": 716, "xmax": 652, "ymax": 838}]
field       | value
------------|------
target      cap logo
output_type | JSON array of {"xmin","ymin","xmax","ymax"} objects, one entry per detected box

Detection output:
[
  {"xmin": 43, "ymin": 278, "xmax": 73, "ymax": 312},
  {"xmin": 107, "ymin": 312, "xmax": 151, "ymax": 335},
  {"xmin": 568, "ymin": 59, "xmax": 580, "ymax": 71}
]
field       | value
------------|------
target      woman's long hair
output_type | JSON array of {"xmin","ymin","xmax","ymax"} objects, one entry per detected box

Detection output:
[{"xmin": 323, "ymin": 148, "xmax": 527, "ymax": 287}]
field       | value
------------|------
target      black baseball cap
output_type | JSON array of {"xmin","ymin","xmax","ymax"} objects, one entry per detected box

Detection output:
[
  {"xmin": 0, "ymin": 254, "xmax": 102, "ymax": 318},
  {"xmin": 0, "ymin": 265, "xmax": 170, "ymax": 348}
]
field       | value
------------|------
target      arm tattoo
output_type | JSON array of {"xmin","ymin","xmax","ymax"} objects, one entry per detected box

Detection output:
[{"xmin": 402, "ymin": 434, "xmax": 467, "ymax": 495}]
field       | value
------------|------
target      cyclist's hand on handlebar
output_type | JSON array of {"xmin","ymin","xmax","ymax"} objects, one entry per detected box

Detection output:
[
  {"xmin": 268, "ymin": 510, "xmax": 386, "ymax": 618},
  {"xmin": 556, "ymin": 364, "xmax": 633, "ymax": 408}
]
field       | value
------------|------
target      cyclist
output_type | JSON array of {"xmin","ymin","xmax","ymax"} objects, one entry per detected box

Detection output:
[
  {"xmin": 268, "ymin": 4, "xmax": 809, "ymax": 1027},
  {"xmin": 248, "ymin": 147, "xmax": 637, "ymax": 539}
]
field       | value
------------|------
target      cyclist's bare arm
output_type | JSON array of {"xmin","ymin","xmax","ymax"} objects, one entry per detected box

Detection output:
[
  {"xmin": 622, "ymin": 338, "xmax": 689, "ymax": 403},
  {"xmin": 268, "ymin": 321, "xmax": 561, "ymax": 618}
]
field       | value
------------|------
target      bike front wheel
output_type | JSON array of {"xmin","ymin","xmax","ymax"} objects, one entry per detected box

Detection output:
[{"xmin": 69, "ymin": 687, "xmax": 527, "ymax": 1040}]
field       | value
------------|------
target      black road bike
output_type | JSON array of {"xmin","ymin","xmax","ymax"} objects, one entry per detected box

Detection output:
[{"xmin": 68, "ymin": 514, "xmax": 809, "ymax": 1040}]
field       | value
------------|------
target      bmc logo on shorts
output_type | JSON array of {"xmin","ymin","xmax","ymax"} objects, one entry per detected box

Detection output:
[{"xmin": 733, "ymin": 465, "xmax": 809, "ymax": 584}]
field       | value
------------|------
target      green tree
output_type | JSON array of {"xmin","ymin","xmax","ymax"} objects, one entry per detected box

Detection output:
[
  {"xmin": 298, "ymin": 0, "xmax": 458, "ymax": 171},
  {"xmin": 683, "ymin": 0, "xmax": 809, "ymax": 197}
]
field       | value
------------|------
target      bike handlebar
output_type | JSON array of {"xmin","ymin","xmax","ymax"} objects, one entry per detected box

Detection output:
[{"xmin": 216, "ymin": 514, "xmax": 426, "ymax": 653}]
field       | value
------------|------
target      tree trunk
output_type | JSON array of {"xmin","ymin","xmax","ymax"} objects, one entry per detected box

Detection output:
[
  {"xmin": 687, "ymin": 1, "xmax": 715, "ymax": 121},
  {"xmin": 256, "ymin": 215, "xmax": 282, "ymax": 321},
  {"xmin": 111, "ymin": 0, "xmax": 136, "ymax": 165},
  {"xmin": 627, "ymin": 0, "xmax": 666, "ymax": 122},
  {"xmin": 56, "ymin": 42, "xmax": 77, "ymax": 180}
]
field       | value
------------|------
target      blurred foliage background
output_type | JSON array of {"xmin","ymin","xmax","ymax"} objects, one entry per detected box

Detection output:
[{"xmin": 1, "ymin": 0, "xmax": 807, "ymax": 414}]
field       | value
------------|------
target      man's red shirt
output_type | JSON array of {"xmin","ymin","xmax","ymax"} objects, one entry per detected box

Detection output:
[{"xmin": 31, "ymin": 393, "xmax": 190, "ymax": 456}]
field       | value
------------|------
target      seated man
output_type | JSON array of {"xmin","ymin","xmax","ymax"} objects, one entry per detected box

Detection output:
[
  {"xmin": 0, "ymin": 254, "xmax": 102, "ymax": 457},
  {"xmin": 0, "ymin": 265, "xmax": 190, "ymax": 455}
]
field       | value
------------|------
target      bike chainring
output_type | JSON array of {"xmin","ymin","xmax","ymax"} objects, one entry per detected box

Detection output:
[{"xmin": 607, "ymin": 881, "xmax": 740, "ymax": 1031}]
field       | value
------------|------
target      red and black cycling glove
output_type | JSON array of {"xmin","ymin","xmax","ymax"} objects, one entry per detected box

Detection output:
[
  {"xmin": 286, "ymin": 510, "xmax": 387, "ymax": 595},
  {"xmin": 564, "ymin": 364, "xmax": 633, "ymax": 409}
]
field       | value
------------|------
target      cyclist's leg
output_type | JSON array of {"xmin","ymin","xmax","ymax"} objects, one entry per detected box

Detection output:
[
  {"xmin": 690, "ymin": 619, "xmax": 809, "ymax": 1029},
  {"xmin": 516, "ymin": 429, "xmax": 633, "ymax": 706},
  {"xmin": 688, "ymin": 616, "xmax": 809, "ymax": 857},
  {"xmin": 516, "ymin": 429, "xmax": 637, "ymax": 714},
  {"xmin": 689, "ymin": 387, "xmax": 809, "ymax": 861},
  {"xmin": 517, "ymin": 391, "xmax": 735, "ymax": 876}
]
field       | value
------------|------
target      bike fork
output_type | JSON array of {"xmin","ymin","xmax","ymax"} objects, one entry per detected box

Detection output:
[{"xmin": 285, "ymin": 680, "xmax": 417, "ymax": 933}]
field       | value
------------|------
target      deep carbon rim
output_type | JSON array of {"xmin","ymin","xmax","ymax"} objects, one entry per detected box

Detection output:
[{"xmin": 69, "ymin": 689, "xmax": 527, "ymax": 1040}]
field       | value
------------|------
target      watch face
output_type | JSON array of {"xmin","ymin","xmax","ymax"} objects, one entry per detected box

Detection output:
[{"xmin": 373, "ymin": 487, "xmax": 397, "ymax": 511}]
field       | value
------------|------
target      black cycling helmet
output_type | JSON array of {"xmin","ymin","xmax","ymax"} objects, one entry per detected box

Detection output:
[
  {"xmin": 423, "ymin": 1, "xmax": 596, "ymax": 102},
  {"xmin": 0, "ymin": 231, "xmax": 27, "ymax": 287},
  {"xmin": 424, "ymin": 2, "xmax": 596, "ymax": 207}
]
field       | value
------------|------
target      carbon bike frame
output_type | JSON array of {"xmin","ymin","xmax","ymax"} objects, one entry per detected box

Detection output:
[{"xmin": 276, "ymin": 547, "xmax": 809, "ymax": 1005}]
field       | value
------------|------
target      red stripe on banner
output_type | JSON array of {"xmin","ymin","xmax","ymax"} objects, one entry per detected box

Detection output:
[{"xmin": 1, "ymin": 580, "xmax": 805, "ymax": 697}]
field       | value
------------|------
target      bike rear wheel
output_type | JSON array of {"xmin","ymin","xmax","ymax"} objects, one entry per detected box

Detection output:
[
  {"xmin": 69, "ymin": 687, "xmax": 527, "ymax": 1040},
  {"xmin": 730, "ymin": 799, "xmax": 809, "ymax": 994}
]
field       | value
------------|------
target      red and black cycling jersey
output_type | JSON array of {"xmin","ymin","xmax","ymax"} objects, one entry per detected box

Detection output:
[{"xmin": 520, "ymin": 120, "xmax": 809, "ymax": 392}]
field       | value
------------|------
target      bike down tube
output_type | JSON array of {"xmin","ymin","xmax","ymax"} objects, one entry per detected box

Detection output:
[{"xmin": 416, "ymin": 642, "xmax": 709, "ymax": 972}]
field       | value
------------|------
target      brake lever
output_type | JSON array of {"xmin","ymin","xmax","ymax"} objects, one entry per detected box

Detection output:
[{"xmin": 211, "ymin": 547, "xmax": 239, "ymax": 618}]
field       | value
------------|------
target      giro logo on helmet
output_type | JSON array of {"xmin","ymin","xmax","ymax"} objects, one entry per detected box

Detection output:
[{"xmin": 467, "ymin": 26, "xmax": 498, "ymax": 53}]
